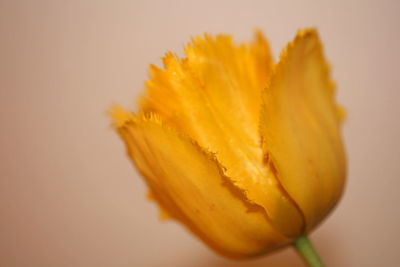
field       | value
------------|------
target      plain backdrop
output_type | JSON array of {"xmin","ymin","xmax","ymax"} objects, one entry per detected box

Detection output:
[{"xmin": 1, "ymin": 0, "xmax": 399, "ymax": 266}]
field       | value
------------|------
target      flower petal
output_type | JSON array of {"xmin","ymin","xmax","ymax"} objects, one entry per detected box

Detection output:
[
  {"xmin": 183, "ymin": 31, "xmax": 273, "ymax": 141},
  {"xmin": 141, "ymin": 31, "xmax": 271, "ymax": 143},
  {"xmin": 139, "ymin": 32, "xmax": 304, "ymax": 237},
  {"xmin": 112, "ymin": 109, "xmax": 291, "ymax": 257},
  {"xmin": 259, "ymin": 29, "xmax": 346, "ymax": 231}
]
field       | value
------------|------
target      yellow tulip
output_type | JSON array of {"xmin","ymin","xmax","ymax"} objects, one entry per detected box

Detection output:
[{"xmin": 110, "ymin": 29, "xmax": 346, "ymax": 260}]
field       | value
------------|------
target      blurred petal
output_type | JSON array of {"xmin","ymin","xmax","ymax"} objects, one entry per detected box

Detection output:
[
  {"xmin": 260, "ymin": 29, "xmax": 346, "ymax": 231},
  {"xmin": 139, "ymin": 32, "xmax": 304, "ymax": 237},
  {"xmin": 112, "ymin": 109, "xmax": 290, "ymax": 257}
]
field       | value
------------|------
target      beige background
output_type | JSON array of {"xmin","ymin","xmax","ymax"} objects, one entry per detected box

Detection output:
[{"xmin": 1, "ymin": 0, "xmax": 399, "ymax": 266}]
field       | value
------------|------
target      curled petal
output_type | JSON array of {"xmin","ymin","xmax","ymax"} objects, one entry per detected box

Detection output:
[
  {"xmin": 260, "ymin": 29, "xmax": 346, "ymax": 231},
  {"xmin": 112, "ymin": 109, "xmax": 291, "ymax": 257}
]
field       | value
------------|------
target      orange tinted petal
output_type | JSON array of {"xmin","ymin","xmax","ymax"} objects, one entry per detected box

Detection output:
[
  {"xmin": 260, "ymin": 29, "xmax": 346, "ymax": 231},
  {"xmin": 112, "ymin": 108, "xmax": 290, "ymax": 257}
]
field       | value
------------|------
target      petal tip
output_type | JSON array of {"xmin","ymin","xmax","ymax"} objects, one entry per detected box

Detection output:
[
  {"xmin": 297, "ymin": 28, "xmax": 318, "ymax": 36},
  {"xmin": 108, "ymin": 105, "xmax": 135, "ymax": 128}
]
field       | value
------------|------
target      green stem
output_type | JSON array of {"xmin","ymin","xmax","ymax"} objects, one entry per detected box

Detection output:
[{"xmin": 294, "ymin": 236, "xmax": 325, "ymax": 267}]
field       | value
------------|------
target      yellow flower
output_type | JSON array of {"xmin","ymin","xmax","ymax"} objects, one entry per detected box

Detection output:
[{"xmin": 110, "ymin": 29, "xmax": 346, "ymax": 258}]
